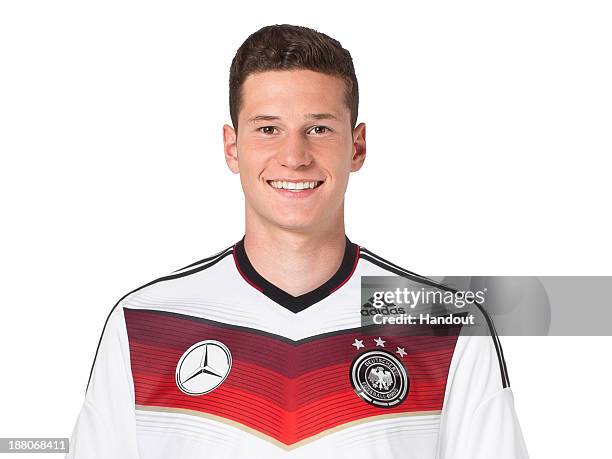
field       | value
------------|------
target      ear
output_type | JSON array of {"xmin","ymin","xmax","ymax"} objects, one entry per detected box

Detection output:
[
  {"xmin": 223, "ymin": 124, "xmax": 240, "ymax": 174},
  {"xmin": 350, "ymin": 122, "xmax": 366, "ymax": 172}
]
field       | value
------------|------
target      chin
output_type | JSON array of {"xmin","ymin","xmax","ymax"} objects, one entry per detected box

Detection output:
[
  {"xmin": 269, "ymin": 213, "xmax": 320, "ymax": 231},
  {"xmin": 274, "ymin": 219, "xmax": 317, "ymax": 231}
]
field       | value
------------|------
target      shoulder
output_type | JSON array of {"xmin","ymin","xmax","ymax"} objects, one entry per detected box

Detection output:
[
  {"xmin": 84, "ymin": 240, "xmax": 237, "ymax": 391},
  {"xmin": 119, "ymin": 240, "xmax": 236, "ymax": 308},
  {"xmin": 356, "ymin": 240, "xmax": 510, "ymax": 389},
  {"xmin": 357, "ymin": 241, "xmax": 450, "ymax": 290}
]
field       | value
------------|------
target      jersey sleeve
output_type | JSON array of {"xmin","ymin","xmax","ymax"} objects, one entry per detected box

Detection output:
[
  {"xmin": 436, "ymin": 306, "xmax": 529, "ymax": 459},
  {"xmin": 66, "ymin": 304, "xmax": 141, "ymax": 459}
]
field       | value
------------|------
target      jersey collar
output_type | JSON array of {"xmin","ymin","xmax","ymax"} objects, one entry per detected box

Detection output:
[{"xmin": 232, "ymin": 235, "xmax": 360, "ymax": 313}]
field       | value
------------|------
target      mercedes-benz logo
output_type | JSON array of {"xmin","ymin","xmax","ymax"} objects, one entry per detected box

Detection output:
[{"xmin": 175, "ymin": 340, "xmax": 232, "ymax": 396}]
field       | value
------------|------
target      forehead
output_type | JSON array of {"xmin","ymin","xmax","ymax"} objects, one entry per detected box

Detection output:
[{"xmin": 239, "ymin": 69, "xmax": 349, "ymax": 121}]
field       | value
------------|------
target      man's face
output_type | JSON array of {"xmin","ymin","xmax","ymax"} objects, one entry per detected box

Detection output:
[{"xmin": 223, "ymin": 69, "xmax": 366, "ymax": 233}]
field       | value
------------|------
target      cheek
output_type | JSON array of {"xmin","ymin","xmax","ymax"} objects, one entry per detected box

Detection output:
[
  {"xmin": 325, "ymin": 154, "xmax": 352, "ymax": 181},
  {"xmin": 238, "ymin": 138, "xmax": 275, "ymax": 168},
  {"xmin": 237, "ymin": 149, "xmax": 265, "ymax": 178},
  {"xmin": 333, "ymin": 158, "xmax": 353, "ymax": 193}
]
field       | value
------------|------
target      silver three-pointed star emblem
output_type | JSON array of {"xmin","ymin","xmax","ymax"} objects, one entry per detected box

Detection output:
[{"xmin": 175, "ymin": 340, "xmax": 232, "ymax": 395}]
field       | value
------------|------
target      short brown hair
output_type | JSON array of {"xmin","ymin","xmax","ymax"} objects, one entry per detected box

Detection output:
[{"xmin": 229, "ymin": 24, "xmax": 359, "ymax": 132}]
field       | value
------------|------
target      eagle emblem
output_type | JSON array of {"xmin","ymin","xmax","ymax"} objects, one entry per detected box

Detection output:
[{"xmin": 368, "ymin": 367, "xmax": 394, "ymax": 390}]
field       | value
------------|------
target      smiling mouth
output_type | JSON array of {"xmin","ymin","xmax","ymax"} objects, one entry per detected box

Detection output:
[{"xmin": 266, "ymin": 180, "xmax": 324, "ymax": 192}]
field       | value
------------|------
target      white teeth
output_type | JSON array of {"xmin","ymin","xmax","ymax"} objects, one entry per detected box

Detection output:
[{"xmin": 268, "ymin": 180, "xmax": 322, "ymax": 191}]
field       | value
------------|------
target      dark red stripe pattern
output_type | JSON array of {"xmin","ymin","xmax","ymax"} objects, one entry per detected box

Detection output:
[{"xmin": 125, "ymin": 308, "xmax": 460, "ymax": 446}]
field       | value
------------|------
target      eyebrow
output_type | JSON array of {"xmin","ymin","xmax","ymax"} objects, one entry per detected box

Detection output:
[
  {"xmin": 305, "ymin": 113, "xmax": 339, "ymax": 121},
  {"xmin": 246, "ymin": 113, "xmax": 339, "ymax": 124}
]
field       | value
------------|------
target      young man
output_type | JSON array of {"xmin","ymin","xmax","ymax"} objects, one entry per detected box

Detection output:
[{"xmin": 67, "ymin": 24, "xmax": 529, "ymax": 458}]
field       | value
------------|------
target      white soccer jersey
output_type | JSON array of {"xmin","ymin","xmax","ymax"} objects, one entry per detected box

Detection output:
[{"xmin": 66, "ymin": 235, "xmax": 529, "ymax": 458}]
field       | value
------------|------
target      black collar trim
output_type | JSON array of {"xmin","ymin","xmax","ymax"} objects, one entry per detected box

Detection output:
[{"xmin": 232, "ymin": 235, "xmax": 360, "ymax": 313}]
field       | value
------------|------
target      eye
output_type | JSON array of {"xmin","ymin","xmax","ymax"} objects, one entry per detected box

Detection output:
[
  {"xmin": 258, "ymin": 126, "xmax": 278, "ymax": 135},
  {"xmin": 309, "ymin": 125, "xmax": 331, "ymax": 135}
]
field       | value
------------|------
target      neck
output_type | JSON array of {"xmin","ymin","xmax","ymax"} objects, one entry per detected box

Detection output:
[{"xmin": 243, "ymin": 215, "xmax": 347, "ymax": 298}]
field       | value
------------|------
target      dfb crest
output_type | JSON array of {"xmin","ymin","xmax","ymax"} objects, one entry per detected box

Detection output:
[{"xmin": 349, "ymin": 341, "xmax": 409, "ymax": 408}]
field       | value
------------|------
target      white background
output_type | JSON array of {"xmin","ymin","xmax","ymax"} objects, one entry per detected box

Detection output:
[{"xmin": 1, "ymin": 1, "xmax": 610, "ymax": 458}]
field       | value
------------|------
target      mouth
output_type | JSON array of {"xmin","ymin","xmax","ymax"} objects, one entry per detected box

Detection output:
[{"xmin": 266, "ymin": 179, "xmax": 325, "ymax": 193}]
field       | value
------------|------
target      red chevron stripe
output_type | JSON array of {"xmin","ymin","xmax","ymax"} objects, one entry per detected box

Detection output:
[{"xmin": 125, "ymin": 308, "xmax": 459, "ymax": 445}]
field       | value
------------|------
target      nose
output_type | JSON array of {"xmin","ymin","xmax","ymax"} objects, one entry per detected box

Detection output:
[{"xmin": 275, "ymin": 132, "xmax": 313, "ymax": 169}]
